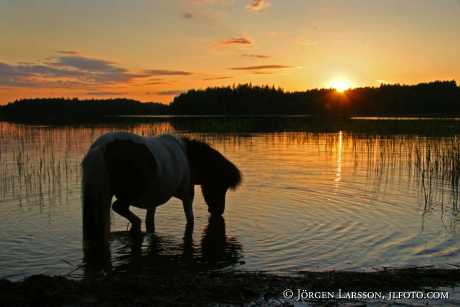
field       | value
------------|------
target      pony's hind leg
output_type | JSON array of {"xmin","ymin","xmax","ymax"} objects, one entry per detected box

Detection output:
[
  {"xmin": 112, "ymin": 200, "xmax": 141, "ymax": 235},
  {"xmin": 145, "ymin": 207, "xmax": 156, "ymax": 233}
]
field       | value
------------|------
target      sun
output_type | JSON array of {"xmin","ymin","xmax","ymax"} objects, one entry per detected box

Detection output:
[{"xmin": 329, "ymin": 79, "xmax": 352, "ymax": 93}]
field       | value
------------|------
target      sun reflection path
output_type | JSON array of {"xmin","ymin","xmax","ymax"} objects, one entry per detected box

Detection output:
[{"xmin": 335, "ymin": 131, "xmax": 343, "ymax": 183}]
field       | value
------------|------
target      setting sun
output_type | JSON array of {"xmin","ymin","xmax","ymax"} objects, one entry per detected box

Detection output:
[{"xmin": 329, "ymin": 79, "xmax": 352, "ymax": 93}]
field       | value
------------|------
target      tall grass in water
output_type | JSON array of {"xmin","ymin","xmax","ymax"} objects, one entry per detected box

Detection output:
[
  {"xmin": 414, "ymin": 137, "xmax": 460, "ymax": 212},
  {"xmin": 1, "ymin": 120, "xmax": 458, "ymax": 224},
  {"xmin": 0, "ymin": 121, "xmax": 175, "ymax": 208},
  {"xmin": 332, "ymin": 132, "xmax": 460, "ymax": 215}
]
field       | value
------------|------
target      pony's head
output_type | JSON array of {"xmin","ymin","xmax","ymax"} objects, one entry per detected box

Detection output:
[{"xmin": 183, "ymin": 137, "xmax": 241, "ymax": 216}]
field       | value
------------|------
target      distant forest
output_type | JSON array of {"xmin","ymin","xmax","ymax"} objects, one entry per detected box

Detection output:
[
  {"xmin": 171, "ymin": 81, "xmax": 460, "ymax": 117},
  {"xmin": 1, "ymin": 81, "xmax": 459, "ymax": 121},
  {"xmin": 0, "ymin": 98, "xmax": 169, "ymax": 121}
]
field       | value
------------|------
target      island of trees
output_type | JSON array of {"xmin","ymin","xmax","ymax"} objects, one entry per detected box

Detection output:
[
  {"xmin": 1, "ymin": 81, "xmax": 459, "ymax": 121},
  {"xmin": 0, "ymin": 98, "xmax": 169, "ymax": 121}
]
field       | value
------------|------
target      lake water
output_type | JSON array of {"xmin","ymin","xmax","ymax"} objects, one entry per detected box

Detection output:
[{"xmin": 1, "ymin": 118, "xmax": 460, "ymax": 280}]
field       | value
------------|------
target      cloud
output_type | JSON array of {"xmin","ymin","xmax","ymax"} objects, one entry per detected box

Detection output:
[
  {"xmin": 156, "ymin": 90, "xmax": 186, "ymax": 96},
  {"xmin": 145, "ymin": 80, "xmax": 170, "ymax": 85},
  {"xmin": 144, "ymin": 69, "xmax": 192, "ymax": 76},
  {"xmin": 50, "ymin": 55, "xmax": 141, "ymax": 83},
  {"xmin": 0, "ymin": 54, "xmax": 148, "ymax": 88},
  {"xmin": 192, "ymin": 0, "xmax": 235, "ymax": 5},
  {"xmin": 52, "ymin": 56, "xmax": 118, "ymax": 72},
  {"xmin": 0, "ymin": 62, "xmax": 86, "ymax": 88},
  {"xmin": 182, "ymin": 12, "xmax": 193, "ymax": 19},
  {"xmin": 0, "ymin": 53, "xmax": 193, "ymax": 93},
  {"xmin": 57, "ymin": 50, "xmax": 79, "ymax": 55},
  {"xmin": 143, "ymin": 77, "xmax": 170, "ymax": 86},
  {"xmin": 251, "ymin": 71, "xmax": 275, "ymax": 75},
  {"xmin": 85, "ymin": 91, "xmax": 127, "ymax": 96},
  {"xmin": 229, "ymin": 64, "xmax": 291, "ymax": 70},
  {"xmin": 203, "ymin": 76, "xmax": 232, "ymax": 80},
  {"xmin": 220, "ymin": 37, "xmax": 252, "ymax": 45},
  {"xmin": 50, "ymin": 55, "xmax": 146, "ymax": 84},
  {"xmin": 246, "ymin": 0, "xmax": 270, "ymax": 12},
  {"xmin": 242, "ymin": 53, "xmax": 270, "ymax": 59}
]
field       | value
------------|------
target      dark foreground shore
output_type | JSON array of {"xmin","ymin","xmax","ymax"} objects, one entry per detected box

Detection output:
[{"xmin": 1, "ymin": 267, "xmax": 460, "ymax": 306}]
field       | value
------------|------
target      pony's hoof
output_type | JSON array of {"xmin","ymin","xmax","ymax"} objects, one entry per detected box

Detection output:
[
  {"xmin": 129, "ymin": 225, "xmax": 142, "ymax": 237},
  {"xmin": 129, "ymin": 231, "xmax": 143, "ymax": 245},
  {"xmin": 146, "ymin": 225, "xmax": 155, "ymax": 233}
]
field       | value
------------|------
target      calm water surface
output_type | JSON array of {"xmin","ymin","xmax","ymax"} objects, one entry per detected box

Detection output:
[{"xmin": 1, "ymin": 119, "xmax": 460, "ymax": 280}]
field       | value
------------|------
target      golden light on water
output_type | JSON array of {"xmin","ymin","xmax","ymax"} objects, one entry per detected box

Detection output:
[{"xmin": 335, "ymin": 131, "xmax": 343, "ymax": 183}]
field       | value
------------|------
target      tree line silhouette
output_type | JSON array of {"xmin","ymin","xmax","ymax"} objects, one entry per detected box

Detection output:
[
  {"xmin": 170, "ymin": 81, "xmax": 460, "ymax": 117},
  {"xmin": 0, "ymin": 81, "xmax": 459, "ymax": 121},
  {"xmin": 0, "ymin": 98, "xmax": 168, "ymax": 121}
]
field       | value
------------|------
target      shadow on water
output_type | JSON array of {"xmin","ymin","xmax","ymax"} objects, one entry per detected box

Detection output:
[
  {"xmin": 146, "ymin": 116, "xmax": 460, "ymax": 135},
  {"xmin": 81, "ymin": 216, "xmax": 243, "ymax": 279},
  {"xmin": 7, "ymin": 115, "xmax": 460, "ymax": 135}
]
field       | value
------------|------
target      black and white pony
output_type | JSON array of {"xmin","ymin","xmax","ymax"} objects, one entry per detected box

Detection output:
[{"xmin": 82, "ymin": 132, "xmax": 241, "ymax": 246}]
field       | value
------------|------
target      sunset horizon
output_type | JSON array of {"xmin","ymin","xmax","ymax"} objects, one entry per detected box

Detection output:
[
  {"xmin": 1, "ymin": 0, "xmax": 459, "ymax": 104},
  {"xmin": 4, "ymin": 79, "xmax": 459, "ymax": 106}
]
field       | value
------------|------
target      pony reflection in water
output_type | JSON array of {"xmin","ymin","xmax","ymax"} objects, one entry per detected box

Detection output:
[{"xmin": 81, "ymin": 132, "xmax": 241, "ymax": 246}]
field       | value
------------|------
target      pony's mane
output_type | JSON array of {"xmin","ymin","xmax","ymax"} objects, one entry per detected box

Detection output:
[{"xmin": 182, "ymin": 137, "xmax": 242, "ymax": 189}]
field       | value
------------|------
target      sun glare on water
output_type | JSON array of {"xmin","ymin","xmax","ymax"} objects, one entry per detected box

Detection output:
[{"xmin": 329, "ymin": 79, "xmax": 352, "ymax": 93}]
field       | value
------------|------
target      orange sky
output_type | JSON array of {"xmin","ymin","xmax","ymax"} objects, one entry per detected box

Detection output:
[{"xmin": 1, "ymin": 0, "xmax": 459, "ymax": 104}]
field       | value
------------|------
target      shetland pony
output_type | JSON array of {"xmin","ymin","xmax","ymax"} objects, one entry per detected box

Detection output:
[{"xmin": 81, "ymin": 132, "xmax": 241, "ymax": 246}]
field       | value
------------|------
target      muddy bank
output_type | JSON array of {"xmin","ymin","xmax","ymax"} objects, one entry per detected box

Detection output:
[{"xmin": 1, "ymin": 267, "xmax": 460, "ymax": 306}]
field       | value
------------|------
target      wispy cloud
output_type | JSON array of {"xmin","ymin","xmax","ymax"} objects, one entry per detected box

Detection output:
[
  {"xmin": 242, "ymin": 53, "xmax": 270, "ymax": 59},
  {"xmin": 246, "ymin": 0, "xmax": 270, "ymax": 12},
  {"xmin": 0, "ymin": 62, "xmax": 85, "ymax": 88},
  {"xmin": 145, "ymin": 80, "xmax": 170, "ymax": 85},
  {"xmin": 52, "ymin": 56, "xmax": 118, "ymax": 72},
  {"xmin": 85, "ymin": 91, "xmax": 127, "ymax": 96},
  {"xmin": 203, "ymin": 76, "xmax": 232, "ymax": 80},
  {"xmin": 49, "ymin": 55, "xmax": 142, "ymax": 83},
  {"xmin": 143, "ymin": 77, "xmax": 170, "ymax": 86},
  {"xmin": 229, "ymin": 64, "xmax": 290, "ymax": 70},
  {"xmin": 156, "ymin": 90, "xmax": 186, "ymax": 96},
  {"xmin": 252, "ymin": 71, "xmax": 275, "ymax": 75},
  {"xmin": 0, "ymin": 54, "xmax": 189, "ymax": 89},
  {"xmin": 192, "ymin": 0, "xmax": 235, "ymax": 5},
  {"xmin": 220, "ymin": 37, "xmax": 252, "ymax": 45},
  {"xmin": 57, "ymin": 50, "xmax": 79, "ymax": 55},
  {"xmin": 144, "ymin": 69, "xmax": 192, "ymax": 76},
  {"xmin": 182, "ymin": 11, "xmax": 193, "ymax": 19}
]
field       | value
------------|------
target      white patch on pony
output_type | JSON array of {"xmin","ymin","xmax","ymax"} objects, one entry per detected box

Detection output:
[{"xmin": 91, "ymin": 132, "xmax": 191, "ymax": 207}]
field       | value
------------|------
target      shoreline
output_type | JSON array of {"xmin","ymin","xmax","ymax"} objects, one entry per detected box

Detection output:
[{"xmin": 1, "ymin": 267, "xmax": 460, "ymax": 306}]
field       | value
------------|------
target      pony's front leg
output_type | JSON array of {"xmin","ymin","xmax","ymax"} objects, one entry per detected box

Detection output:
[
  {"xmin": 112, "ymin": 200, "xmax": 141, "ymax": 235},
  {"xmin": 145, "ymin": 207, "xmax": 156, "ymax": 233},
  {"xmin": 182, "ymin": 198, "xmax": 194, "ymax": 226},
  {"xmin": 180, "ymin": 186, "xmax": 194, "ymax": 229}
]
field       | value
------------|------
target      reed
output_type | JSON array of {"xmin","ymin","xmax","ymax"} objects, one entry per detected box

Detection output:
[{"xmin": 1, "ymin": 120, "xmax": 459, "ymax": 226}]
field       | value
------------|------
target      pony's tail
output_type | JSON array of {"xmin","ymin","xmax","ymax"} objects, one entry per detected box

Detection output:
[{"xmin": 82, "ymin": 146, "xmax": 112, "ymax": 248}]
